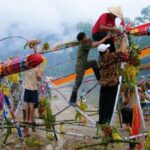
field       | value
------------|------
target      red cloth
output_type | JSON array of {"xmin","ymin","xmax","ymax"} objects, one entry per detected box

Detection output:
[
  {"xmin": 132, "ymin": 104, "xmax": 141, "ymax": 150},
  {"xmin": 92, "ymin": 13, "xmax": 115, "ymax": 34},
  {"xmin": 132, "ymin": 104, "xmax": 140, "ymax": 136}
]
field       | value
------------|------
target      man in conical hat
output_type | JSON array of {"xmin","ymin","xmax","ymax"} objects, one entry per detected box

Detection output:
[{"xmin": 92, "ymin": 6, "xmax": 124, "ymax": 53}]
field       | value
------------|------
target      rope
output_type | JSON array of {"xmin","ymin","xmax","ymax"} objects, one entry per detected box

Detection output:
[
  {"xmin": 40, "ymin": 41, "xmax": 79, "ymax": 55},
  {"xmin": 50, "ymin": 78, "xmax": 96, "ymax": 90},
  {"xmin": 2, "ymin": 116, "xmax": 147, "ymax": 142},
  {"xmin": 14, "ymin": 78, "xmax": 97, "ymax": 128},
  {"xmin": 19, "ymin": 122, "xmax": 90, "ymax": 138},
  {"xmin": 1, "ymin": 120, "xmax": 148, "ymax": 137},
  {"xmin": 54, "ymin": 105, "xmax": 71, "ymax": 117},
  {"xmin": 53, "ymin": 81, "xmax": 99, "ymax": 117},
  {"xmin": 47, "ymin": 76, "xmax": 98, "ymax": 125},
  {"xmin": 19, "ymin": 122, "xmax": 147, "ymax": 141},
  {"xmin": 85, "ymin": 82, "xmax": 99, "ymax": 96},
  {"xmin": 0, "ymin": 36, "xmax": 27, "ymax": 42}
]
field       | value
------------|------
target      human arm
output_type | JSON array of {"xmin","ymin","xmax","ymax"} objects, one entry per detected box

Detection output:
[
  {"xmin": 92, "ymin": 34, "xmax": 111, "ymax": 48},
  {"xmin": 36, "ymin": 68, "xmax": 42, "ymax": 81},
  {"xmin": 37, "ymin": 76, "xmax": 41, "ymax": 81},
  {"xmin": 100, "ymin": 25, "xmax": 120, "ymax": 33}
]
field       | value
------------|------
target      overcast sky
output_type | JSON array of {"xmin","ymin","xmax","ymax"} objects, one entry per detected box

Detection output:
[{"xmin": 0, "ymin": 0, "xmax": 149, "ymax": 47}]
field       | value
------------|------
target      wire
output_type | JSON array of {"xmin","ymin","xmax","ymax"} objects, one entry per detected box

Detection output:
[{"xmin": 0, "ymin": 36, "xmax": 27, "ymax": 42}]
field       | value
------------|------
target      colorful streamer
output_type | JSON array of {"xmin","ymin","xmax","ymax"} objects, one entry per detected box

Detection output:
[{"xmin": 128, "ymin": 22, "xmax": 150, "ymax": 36}]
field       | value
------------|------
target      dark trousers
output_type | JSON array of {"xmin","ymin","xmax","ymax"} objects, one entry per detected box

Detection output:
[
  {"xmin": 121, "ymin": 107, "xmax": 133, "ymax": 126},
  {"xmin": 74, "ymin": 60, "xmax": 100, "ymax": 91},
  {"xmin": 70, "ymin": 60, "xmax": 100, "ymax": 103},
  {"xmin": 92, "ymin": 32, "xmax": 116, "ymax": 53},
  {"xmin": 99, "ymin": 85, "xmax": 118, "ymax": 124}
]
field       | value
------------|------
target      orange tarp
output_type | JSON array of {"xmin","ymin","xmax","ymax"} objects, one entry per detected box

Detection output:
[
  {"xmin": 52, "ymin": 47, "xmax": 150, "ymax": 86},
  {"xmin": 52, "ymin": 68, "xmax": 93, "ymax": 86},
  {"xmin": 139, "ymin": 46, "xmax": 150, "ymax": 59}
]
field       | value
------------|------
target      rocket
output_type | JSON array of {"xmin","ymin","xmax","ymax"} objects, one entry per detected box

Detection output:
[
  {"xmin": 0, "ymin": 54, "xmax": 43, "ymax": 77},
  {"xmin": 128, "ymin": 22, "xmax": 150, "ymax": 36}
]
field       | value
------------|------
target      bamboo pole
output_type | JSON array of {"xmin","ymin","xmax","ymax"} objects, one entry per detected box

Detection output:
[{"xmin": 75, "ymin": 139, "xmax": 140, "ymax": 150}]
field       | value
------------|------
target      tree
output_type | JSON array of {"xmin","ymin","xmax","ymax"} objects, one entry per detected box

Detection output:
[
  {"xmin": 141, "ymin": 6, "xmax": 150, "ymax": 21},
  {"xmin": 134, "ymin": 5, "xmax": 150, "ymax": 25}
]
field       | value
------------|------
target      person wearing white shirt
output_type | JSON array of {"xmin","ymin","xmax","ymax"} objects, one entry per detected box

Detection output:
[{"xmin": 24, "ymin": 67, "xmax": 41, "ymax": 124}]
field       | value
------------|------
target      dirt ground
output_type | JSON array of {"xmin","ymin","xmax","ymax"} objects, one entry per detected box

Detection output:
[{"xmin": 1, "ymin": 91, "xmax": 150, "ymax": 150}]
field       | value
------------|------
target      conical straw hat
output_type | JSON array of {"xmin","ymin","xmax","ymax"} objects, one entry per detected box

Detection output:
[{"xmin": 107, "ymin": 6, "xmax": 124, "ymax": 19}]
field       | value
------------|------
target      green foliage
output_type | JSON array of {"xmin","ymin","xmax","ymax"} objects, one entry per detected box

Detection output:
[
  {"xmin": 121, "ymin": 42, "xmax": 140, "ymax": 97},
  {"xmin": 42, "ymin": 42, "xmax": 50, "ymax": 51},
  {"xmin": 75, "ymin": 101, "xmax": 88, "ymax": 123},
  {"xmin": 46, "ymin": 133, "xmax": 55, "ymax": 143},
  {"xmin": 135, "ymin": 5, "xmax": 150, "ymax": 25},
  {"xmin": 25, "ymin": 137, "xmax": 42, "ymax": 146},
  {"xmin": 39, "ymin": 97, "xmax": 48, "ymax": 107},
  {"xmin": 144, "ymin": 131, "xmax": 150, "ymax": 150},
  {"xmin": 43, "ymin": 102, "xmax": 55, "ymax": 130}
]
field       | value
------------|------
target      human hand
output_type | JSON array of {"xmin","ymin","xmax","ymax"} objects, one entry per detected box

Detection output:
[
  {"xmin": 84, "ymin": 38, "xmax": 92, "ymax": 44},
  {"xmin": 105, "ymin": 34, "xmax": 112, "ymax": 39},
  {"xmin": 113, "ymin": 27, "xmax": 121, "ymax": 33}
]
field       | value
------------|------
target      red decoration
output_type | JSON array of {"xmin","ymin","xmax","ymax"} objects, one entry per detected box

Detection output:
[
  {"xmin": 132, "ymin": 104, "xmax": 141, "ymax": 135},
  {"xmin": 128, "ymin": 22, "xmax": 150, "ymax": 36},
  {"xmin": 0, "ymin": 54, "xmax": 43, "ymax": 77},
  {"xmin": 132, "ymin": 104, "xmax": 141, "ymax": 150},
  {"xmin": 27, "ymin": 54, "xmax": 43, "ymax": 68}
]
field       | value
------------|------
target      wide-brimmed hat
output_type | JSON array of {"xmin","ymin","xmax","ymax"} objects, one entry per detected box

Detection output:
[
  {"xmin": 98, "ymin": 44, "xmax": 110, "ymax": 53},
  {"xmin": 107, "ymin": 6, "xmax": 124, "ymax": 19}
]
